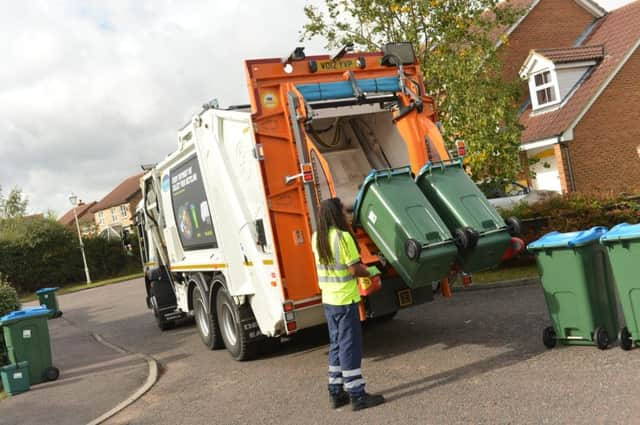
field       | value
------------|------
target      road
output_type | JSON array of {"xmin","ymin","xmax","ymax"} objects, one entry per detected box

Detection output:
[{"xmin": 56, "ymin": 278, "xmax": 640, "ymax": 425}]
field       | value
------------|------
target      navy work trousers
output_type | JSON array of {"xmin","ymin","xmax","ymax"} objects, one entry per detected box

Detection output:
[{"xmin": 323, "ymin": 302, "xmax": 365, "ymax": 397}]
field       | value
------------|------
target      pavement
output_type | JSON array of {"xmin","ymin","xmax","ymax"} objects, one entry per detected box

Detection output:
[
  {"xmin": 1, "ymin": 315, "xmax": 149, "ymax": 425},
  {"xmin": 3, "ymin": 277, "xmax": 640, "ymax": 425}
]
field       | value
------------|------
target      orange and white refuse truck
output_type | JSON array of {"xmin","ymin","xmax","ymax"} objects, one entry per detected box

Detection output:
[{"xmin": 135, "ymin": 44, "xmax": 522, "ymax": 360}]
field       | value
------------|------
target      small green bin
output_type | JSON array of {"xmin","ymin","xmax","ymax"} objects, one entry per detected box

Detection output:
[
  {"xmin": 528, "ymin": 227, "xmax": 618, "ymax": 349},
  {"xmin": 600, "ymin": 223, "xmax": 640, "ymax": 350},
  {"xmin": 353, "ymin": 168, "xmax": 458, "ymax": 289},
  {"xmin": 0, "ymin": 307, "xmax": 59, "ymax": 385},
  {"xmin": 36, "ymin": 287, "xmax": 63, "ymax": 319},
  {"xmin": 1, "ymin": 361, "xmax": 31, "ymax": 396},
  {"xmin": 415, "ymin": 161, "xmax": 514, "ymax": 273}
]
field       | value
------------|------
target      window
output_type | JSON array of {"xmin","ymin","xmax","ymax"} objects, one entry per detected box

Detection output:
[
  {"xmin": 98, "ymin": 211, "xmax": 104, "ymax": 224},
  {"xmin": 111, "ymin": 207, "xmax": 118, "ymax": 222},
  {"xmin": 120, "ymin": 205, "xmax": 127, "ymax": 218},
  {"xmin": 532, "ymin": 71, "xmax": 558, "ymax": 108}
]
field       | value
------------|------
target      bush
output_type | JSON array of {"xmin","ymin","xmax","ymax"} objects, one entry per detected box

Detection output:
[
  {"xmin": 0, "ymin": 274, "xmax": 20, "ymax": 367},
  {"xmin": 0, "ymin": 217, "xmax": 141, "ymax": 293},
  {"xmin": 0, "ymin": 274, "xmax": 20, "ymax": 317},
  {"xmin": 500, "ymin": 192, "xmax": 640, "ymax": 245}
]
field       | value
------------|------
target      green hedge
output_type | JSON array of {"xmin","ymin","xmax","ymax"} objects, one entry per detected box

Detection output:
[
  {"xmin": 500, "ymin": 193, "xmax": 640, "ymax": 245},
  {"xmin": 0, "ymin": 217, "xmax": 141, "ymax": 293},
  {"xmin": 0, "ymin": 274, "xmax": 20, "ymax": 366}
]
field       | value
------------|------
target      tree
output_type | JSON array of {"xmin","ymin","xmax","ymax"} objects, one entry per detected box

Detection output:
[
  {"xmin": 0, "ymin": 186, "xmax": 28, "ymax": 219},
  {"xmin": 302, "ymin": 0, "xmax": 525, "ymax": 181}
]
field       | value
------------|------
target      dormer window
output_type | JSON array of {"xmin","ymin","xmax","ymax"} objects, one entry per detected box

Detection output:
[
  {"xmin": 520, "ymin": 46, "xmax": 605, "ymax": 114},
  {"xmin": 533, "ymin": 71, "xmax": 558, "ymax": 107}
]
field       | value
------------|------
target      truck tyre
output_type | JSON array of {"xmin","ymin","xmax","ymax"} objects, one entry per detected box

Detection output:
[
  {"xmin": 216, "ymin": 287, "xmax": 259, "ymax": 361},
  {"xmin": 193, "ymin": 285, "xmax": 224, "ymax": 350}
]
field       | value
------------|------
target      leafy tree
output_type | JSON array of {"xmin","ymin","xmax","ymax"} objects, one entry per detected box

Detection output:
[
  {"xmin": 302, "ymin": 0, "xmax": 525, "ymax": 181},
  {"xmin": 0, "ymin": 186, "xmax": 28, "ymax": 218}
]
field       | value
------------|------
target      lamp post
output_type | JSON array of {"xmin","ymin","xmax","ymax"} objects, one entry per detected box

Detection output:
[{"xmin": 69, "ymin": 193, "xmax": 91, "ymax": 284}]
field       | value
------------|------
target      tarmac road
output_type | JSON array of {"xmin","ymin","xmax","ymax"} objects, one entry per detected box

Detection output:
[{"xmin": 55, "ymin": 278, "xmax": 640, "ymax": 425}]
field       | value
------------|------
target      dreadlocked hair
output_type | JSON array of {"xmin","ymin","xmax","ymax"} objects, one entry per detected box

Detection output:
[{"xmin": 316, "ymin": 198, "xmax": 352, "ymax": 266}]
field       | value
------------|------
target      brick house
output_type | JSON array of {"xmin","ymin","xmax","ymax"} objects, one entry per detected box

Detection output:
[
  {"xmin": 93, "ymin": 173, "xmax": 144, "ymax": 238},
  {"xmin": 58, "ymin": 201, "xmax": 98, "ymax": 236},
  {"xmin": 515, "ymin": 1, "xmax": 640, "ymax": 193}
]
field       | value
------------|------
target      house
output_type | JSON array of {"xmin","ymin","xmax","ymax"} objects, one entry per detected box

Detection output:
[
  {"xmin": 92, "ymin": 173, "xmax": 144, "ymax": 238},
  {"xmin": 58, "ymin": 201, "xmax": 98, "ymax": 236},
  {"xmin": 517, "ymin": 1, "xmax": 640, "ymax": 193}
]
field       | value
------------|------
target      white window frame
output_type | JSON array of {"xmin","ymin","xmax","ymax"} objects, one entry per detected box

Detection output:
[
  {"xmin": 120, "ymin": 204, "xmax": 127, "ymax": 218},
  {"xmin": 98, "ymin": 211, "xmax": 104, "ymax": 224},
  {"xmin": 111, "ymin": 207, "xmax": 118, "ymax": 222},
  {"xmin": 529, "ymin": 69, "xmax": 561, "ymax": 110}
]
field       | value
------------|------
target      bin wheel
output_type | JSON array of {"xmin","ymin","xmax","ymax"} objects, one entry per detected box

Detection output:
[
  {"xmin": 405, "ymin": 239, "xmax": 422, "ymax": 261},
  {"xmin": 44, "ymin": 366, "xmax": 60, "ymax": 382},
  {"xmin": 619, "ymin": 327, "xmax": 633, "ymax": 351},
  {"xmin": 594, "ymin": 327, "xmax": 610, "ymax": 350},
  {"xmin": 453, "ymin": 228, "xmax": 470, "ymax": 250},
  {"xmin": 505, "ymin": 217, "xmax": 522, "ymax": 237},
  {"xmin": 53, "ymin": 311, "xmax": 63, "ymax": 319},
  {"xmin": 543, "ymin": 326, "xmax": 557, "ymax": 349}
]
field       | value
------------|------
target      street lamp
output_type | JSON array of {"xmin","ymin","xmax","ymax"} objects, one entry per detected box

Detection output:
[{"xmin": 69, "ymin": 193, "xmax": 91, "ymax": 284}]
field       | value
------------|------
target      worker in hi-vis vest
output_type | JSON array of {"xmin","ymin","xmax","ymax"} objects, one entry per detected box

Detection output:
[{"xmin": 312, "ymin": 198, "xmax": 385, "ymax": 411}]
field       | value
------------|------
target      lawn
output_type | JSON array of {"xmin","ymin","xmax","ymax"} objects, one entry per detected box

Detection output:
[
  {"xmin": 19, "ymin": 272, "xmax": 144, "ymax": 303},
  {"xmin": 469, "ymin": 264, "xmax": 539, "ymax": 284}
]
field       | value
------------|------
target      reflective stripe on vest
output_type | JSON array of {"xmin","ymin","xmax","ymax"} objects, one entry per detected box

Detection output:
[{"xmin": 315, "ymin": 229, "xmax": 357, "ymax": 288}]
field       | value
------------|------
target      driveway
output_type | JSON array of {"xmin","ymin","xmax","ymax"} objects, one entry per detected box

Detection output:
[{"xmin": 18, "ymin": 278, "xmax": 640, "ymax": 424}]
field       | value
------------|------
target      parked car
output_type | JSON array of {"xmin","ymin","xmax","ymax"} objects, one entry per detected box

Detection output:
[{"xmin": 479, "ymin": 180, "xmax": 558, "ymax": 209}]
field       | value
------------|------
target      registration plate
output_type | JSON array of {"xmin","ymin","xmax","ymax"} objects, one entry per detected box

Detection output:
[{"xmin": 397, "ymin": 289, "xmax": 413, "ymax": 307}]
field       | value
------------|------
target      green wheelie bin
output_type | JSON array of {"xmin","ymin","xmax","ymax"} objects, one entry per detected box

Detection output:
[
  {"xmin": 600, "ymin": 223, "xmax": 640, "ymax": 350},
  {"xmin": 353, "ymin": 168, "xmax": 458, "ymax": 289},
  {"xmin": 415, "ymin": 161, "xmax": 518, "ymax": 273},
  {"xmin": 0, "ymin": 307, "xmax": 59, "ymax": 385},
  {"xmin": 36, "ymin": 287, "xmax": 63, "ymax": 319},
  {"xmin": 528, "ymin": 227, "xmax": 618, "ymax": 349},
  {"xmin": 0, "ymin": 361, "xmax": 31, "ymax": 396}
]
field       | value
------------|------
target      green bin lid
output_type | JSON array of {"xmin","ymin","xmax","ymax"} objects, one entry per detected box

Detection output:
[
  {"xmin": 527, "ymin": 226, "xmax": 608, "ymax": 251},
  {"xmin": 352, "ymin": 167, "xmax": 412, "ymax": 225},
  {"xmin": 600, "ymin": 223, "xmax": 640, "ymax": 244},
  {"xmin": 415, "ymin": 159, "xmax": 463, "ymax": 181},
  {"xmin": 1, "ymin": 361, "xmax": 29, "ymax": 372},
  {"xmin": 0, "ymin": 307, "xmax": 51, "ymax": 325},
  {"xmin": 35, "ymin": 287, "xmax": 59, "ymax": 295}
]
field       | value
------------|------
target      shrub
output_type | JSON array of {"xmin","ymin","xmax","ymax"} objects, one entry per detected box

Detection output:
[
  {"xmin": 0, "ymin": 273, "xmax": 20, "ymax": 317},
  {"xmin": 0, "ymin": 274, "xmax": 20, "ymax": 367},
  {"xmin": 500, "ymin": 192, "xmax": 640, "ymax": 245}
]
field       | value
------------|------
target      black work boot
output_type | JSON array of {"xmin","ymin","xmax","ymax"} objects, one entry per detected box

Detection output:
[
  {"xmin": 351, "ymin": 392, "xmax": 385, "ymax": 411},
  {"xmin": 330, "ymin": 391, "xmax": 350, "ymax": 409}
]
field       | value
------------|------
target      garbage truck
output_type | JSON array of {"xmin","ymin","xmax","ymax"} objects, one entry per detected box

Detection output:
[{"xmin": 135, "ymin": 43, "xmax": 522, "ymax": 360}]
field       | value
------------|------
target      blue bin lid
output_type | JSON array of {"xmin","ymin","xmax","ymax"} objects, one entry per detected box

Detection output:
[
  {"xmin": 35, "ymin": 287, "xmax": 59, "ymax": 295},
  {"xmin": 0, "ymin": 307, "xmax": 51, "ymax": 325},
  {"xmin": 527, "ymin": 226, "xmax": 608, "ymax": 250},
  {"xmin": 352, "ymin": 167, "xmax": 412, "ymax": 225},
  {"xmin": 600, "ymin": 223, "xmax": 640, "ymax": 244}
]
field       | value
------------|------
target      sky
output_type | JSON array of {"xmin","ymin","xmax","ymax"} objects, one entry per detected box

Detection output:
[{"xmin": 0, "ymin": 0, "xmax": 634, "ymax": 216}]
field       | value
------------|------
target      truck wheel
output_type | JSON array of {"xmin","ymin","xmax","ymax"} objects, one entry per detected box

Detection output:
[
  {"xmin": 194, "ymin": 285, "xmax": 224, "ymax": 350},
  {"xmin": 216, "ymin": 287, "xmax": 258, "ymax": 361}
]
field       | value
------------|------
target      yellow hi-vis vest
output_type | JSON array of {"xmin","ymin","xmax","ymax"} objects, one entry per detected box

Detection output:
[{"xmin": 312, "ymin": 227, "xmax": 361, "ymax": 306}]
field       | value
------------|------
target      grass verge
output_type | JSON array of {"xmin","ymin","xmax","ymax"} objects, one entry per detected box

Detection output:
[
  {"xmin": 0, "ymin": 390, "xmax": 7, "ymax": 401},
  {"xmin": 19, "ymin": 272, "xmax": 144, "ymax": 303},
  {"xmin": 470, "ymin": 265, "xmax": 539, "ymax": 284}
]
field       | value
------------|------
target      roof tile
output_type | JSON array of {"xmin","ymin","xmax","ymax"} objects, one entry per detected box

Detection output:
[{"xmin": 520, "ymin": 1, "xmax": 640, "ymax": 144}]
